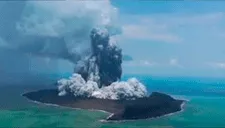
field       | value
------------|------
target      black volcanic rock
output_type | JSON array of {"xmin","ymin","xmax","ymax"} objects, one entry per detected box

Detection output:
[
  {"xmin": 108, "ymin": 92, "xmax": 183, "ymax": 120},
  {"xmin": 23, "ymin": 90, "xmax": 184, "ymax": 121}
]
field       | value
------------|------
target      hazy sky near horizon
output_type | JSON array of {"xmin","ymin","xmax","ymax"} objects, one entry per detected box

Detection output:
[{"xmin": 111, "ymin": 1, "xmax": 225, "ymax": 77}]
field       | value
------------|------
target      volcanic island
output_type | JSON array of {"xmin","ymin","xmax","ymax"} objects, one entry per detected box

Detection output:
[{"xmin": 23, "ymin": 28, "xmax": 185, "ymax": 121}]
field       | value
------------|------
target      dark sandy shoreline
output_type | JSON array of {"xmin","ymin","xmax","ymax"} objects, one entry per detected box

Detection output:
[
  {"xmin": 102, "ymin": 101, "xmax": 186, "ymax": 123},
  {"xmin": 22, "ymin": 89, "xmax": 185, "ymax": 121}
]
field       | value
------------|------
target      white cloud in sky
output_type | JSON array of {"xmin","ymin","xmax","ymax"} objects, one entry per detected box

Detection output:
[
  {"xmin": 130, "ymin": 12, "xmax": 224, "ymax": 26},
  {"xmin": 122, "ymin": 24, "xmax": 182, "ymax": 43},
  {"xmin": 17, "ymin": 0, "xmax": 119, "ymax": 37},
  {"xmin": 0, "ymin": 37, "xmax": 10, "ymax": 48},
  {"xmin": 123, "ymin": 58, "xmax": 185, "ymax": 69},
  {"xmin": 208, "ymin": 62, "xmax": 225, "ymax": 69},
  {"xmin": 0, "ymin": 37, "xmax": 14, "ymax": 50},
  {"xmin": 119, "ymin": 12, "xmax": 225, "ymax": 74},
  {"xmin": 120, "ymin": 12, "xmax": 225, "ymax": 44},
  {"xmin": 169, "ymin": 58, "xmax": 183, "ymax": 68},
  {"xmin": 0, "ymin": 38, "xmax": 6, "ymax": 47},
  {"xmin": 123, "ymin": 60, "xmax": 156, "ymax": 67},
  {"xmin": 172, "ymin": 12, "xmax": 224, "ymax": 25}
]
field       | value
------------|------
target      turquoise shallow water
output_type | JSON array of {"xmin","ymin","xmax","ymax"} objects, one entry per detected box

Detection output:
[{"xmin": 0, "ymin": 76, "xmax": 225, "ymax": 128}]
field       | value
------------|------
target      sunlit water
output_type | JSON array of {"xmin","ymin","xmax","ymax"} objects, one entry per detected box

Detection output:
[{"xmin": 0, "ymin": 75, "xmax": 225, "ymax": 128}]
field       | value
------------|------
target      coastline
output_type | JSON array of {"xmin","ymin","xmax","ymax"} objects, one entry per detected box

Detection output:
[
  {"xmin": 171, "ymin": 94, "xmax": 190, "ymax": 102},
  {"xmin": 21, "ymin": 91, "xmax": 186, "ymax": 122},
  {"xmin": 21, "ymin": 92, "xmax": 111, "ymax": 115},
  {"xmin": 101, "ymin": 100, "xmax": 186, "ymax": 123}
]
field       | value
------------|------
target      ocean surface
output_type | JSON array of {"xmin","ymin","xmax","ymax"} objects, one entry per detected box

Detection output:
[{"xmin": 0, "ymin": 75, "xmax": 225, "ymax": 128}]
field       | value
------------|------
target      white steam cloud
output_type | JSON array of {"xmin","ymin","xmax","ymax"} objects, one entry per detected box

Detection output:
[{"xmin": 58, "ymin": 73, "xmax": 148, "ymax": 100}]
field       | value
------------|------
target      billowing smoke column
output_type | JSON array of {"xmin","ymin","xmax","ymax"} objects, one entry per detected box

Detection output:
[
  {"xmin": 76, "ymin": 28, "xmax": 122, "ymax": 87},
  {"xmin": 0, "ymin": 0, "xmax": 148, "ymax": 100},
  {"xmin": 57, "ymin": 28, "xmax": 148, "ymax": 100}
]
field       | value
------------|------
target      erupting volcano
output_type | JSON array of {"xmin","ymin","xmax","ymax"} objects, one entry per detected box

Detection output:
[
  {"xmin": 21, "ymin": 0, "xmax": 185, "ymax": 121},
  {"xmin": 23, "ymin": 27, "xmax": 185, "ymax": 121},
  {"xmin": 57, "ymin": 27, "xmax": 148, "ymax": 100}
]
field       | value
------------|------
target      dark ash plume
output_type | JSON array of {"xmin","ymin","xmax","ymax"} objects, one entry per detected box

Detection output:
[
  {"xmin": 58, "ymin": 28, "xmax": 148, "ymax": 100},
  {"xmin": 76, "ymin": 28, "xmax": 122, "ymax": 87}
]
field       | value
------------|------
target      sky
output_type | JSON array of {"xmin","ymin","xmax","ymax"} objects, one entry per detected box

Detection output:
[
  {"xmin": 1, "ymin": 0, "xmax": 225, "ymax": 81},
  {"xmin": 111, "ymin": 1, "xmax": 225, "ymax": 77}
]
